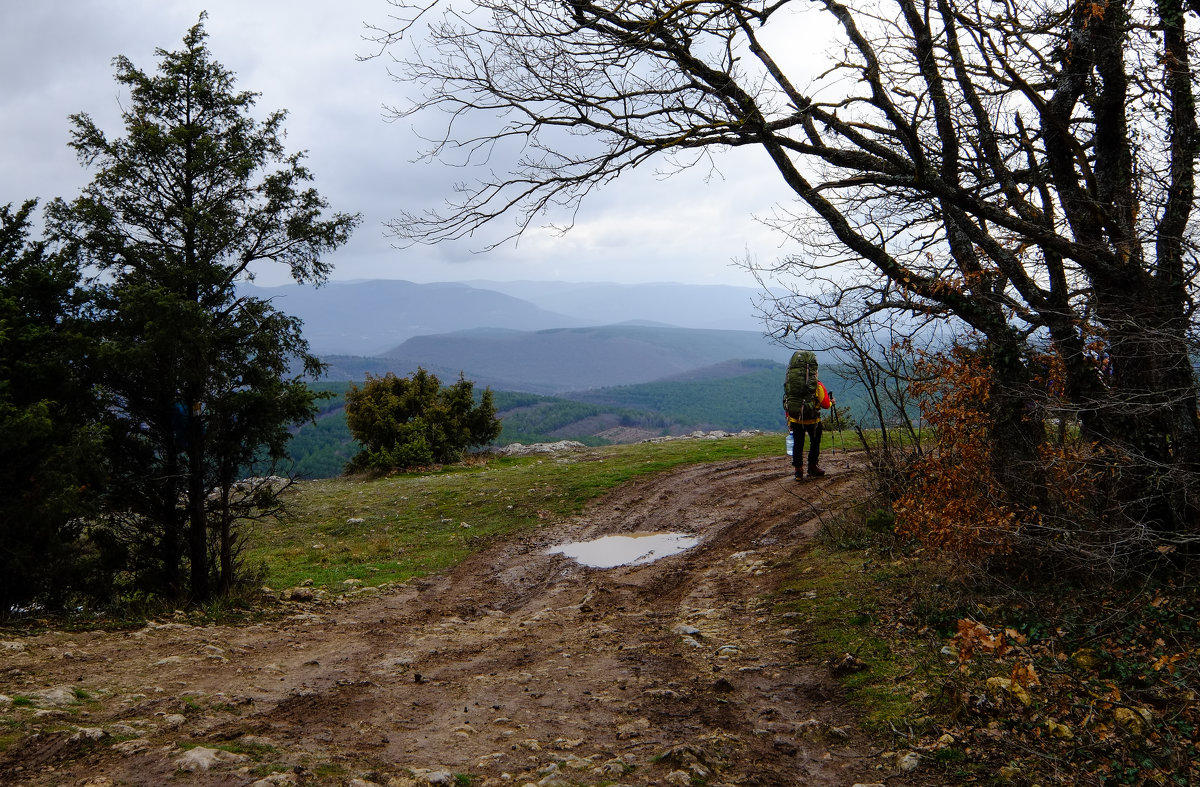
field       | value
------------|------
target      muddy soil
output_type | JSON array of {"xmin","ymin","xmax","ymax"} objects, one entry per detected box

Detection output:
[{"xmin": 0, "ymin": 452, "xmax": 927, "ymax": 787}]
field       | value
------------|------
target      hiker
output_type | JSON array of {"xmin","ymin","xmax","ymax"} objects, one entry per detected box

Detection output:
[{"xmin": 783, "ymin": 350, "xmax": 834, "ymax": 480}]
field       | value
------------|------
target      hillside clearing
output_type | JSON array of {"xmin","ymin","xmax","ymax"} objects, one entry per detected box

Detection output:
[{"xmin": 0, "ymin": 447, "xmax": 940, "ymax": 786}]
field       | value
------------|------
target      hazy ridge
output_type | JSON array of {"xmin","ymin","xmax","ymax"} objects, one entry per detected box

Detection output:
[{"xmin": 256, "ymin": 279, "xmax": 825, "ymax": 476}]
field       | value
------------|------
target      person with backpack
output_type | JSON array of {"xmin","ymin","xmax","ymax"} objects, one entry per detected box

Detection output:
[{"xmin": 783, "ymin": 350, "xmax": 834, "ymax": 480}]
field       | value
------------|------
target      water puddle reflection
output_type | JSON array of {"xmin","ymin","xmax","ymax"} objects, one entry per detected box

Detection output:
[{"xmin": 548, "ymin": 532, "xmax": 699, "ymax": 568}]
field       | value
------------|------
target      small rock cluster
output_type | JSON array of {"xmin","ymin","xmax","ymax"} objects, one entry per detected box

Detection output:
[
  {"xmin": 495, "ymin": 441, "xmax": 588, "ymax": 456},
  {"xmin": 644, "ymin": 429, "xmax": 765, "ymax": 443}
]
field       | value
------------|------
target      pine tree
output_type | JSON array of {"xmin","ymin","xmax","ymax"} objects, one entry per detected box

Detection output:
[
  {"xmin": 0, "ymin": 201, "xmax": 104, "ymax": 614},
  {"xmin": 48, "ymin": 16, "xmax": 359, "ymax": 601}
]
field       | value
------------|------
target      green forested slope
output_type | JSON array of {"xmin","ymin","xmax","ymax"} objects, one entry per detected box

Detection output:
[
  {"xmin": 284, "ymin": 362, "xmax": 873, "ymax": 478},
  {"xmin": 565, "ymin": 360, "xmax": 785, "ymax": 431}
]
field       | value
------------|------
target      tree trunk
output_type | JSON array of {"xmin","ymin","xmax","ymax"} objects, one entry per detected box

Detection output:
[
  {"xmin": 161, "ymin": 413, "xmax": 185, "ymax": 600},
  {"xmin": 217, "ymin": 486, "xmax": 233, "ymax": 597},
  {"xmin": 986, "ymin": 340, "xmax": 1047, "ymax": 509},
  {"xmin": 186, "ymin": 400, "xmax": 209, "ymax": 600},
  {"xmin": 1089, "ymin": 285, "xmax": 1200, "ymax": 533}
]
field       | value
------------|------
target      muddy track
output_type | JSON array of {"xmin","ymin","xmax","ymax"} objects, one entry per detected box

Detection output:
[{"xmin": 0, "ymin": 451, "xmax": 926, "ymax": 786}]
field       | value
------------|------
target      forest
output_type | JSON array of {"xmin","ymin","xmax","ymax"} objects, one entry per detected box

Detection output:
[{"xmin": 284, "ymin": 359, "xmax": 874, "ymax": 478}]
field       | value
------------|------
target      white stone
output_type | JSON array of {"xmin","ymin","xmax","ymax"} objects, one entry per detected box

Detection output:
[
  {"xmin": 497, "ymin": 441, "xmax": 587, "ymax": 456},
  {"xmin": 174, "ymin": 746, "xmax": 249, "ymax": 772},
  {"xmin": 30, "ymin": 687, "xmax": 77, "ymax": 707},
  {"xmin": 616, "ymin": 717, "xmax": 651, "ymax": 739},
  {"xmin": 250, "ymin": 774, "xmax": 298, "ymax": 787},
  {"xmin": 111, "ymin": 739, "xmax": 151, "ymax": 754}
]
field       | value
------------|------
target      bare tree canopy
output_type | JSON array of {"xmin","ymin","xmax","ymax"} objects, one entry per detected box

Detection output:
[{"xmin": 371, "ymin": 0, "xmax": 1200, "ymax": 538}]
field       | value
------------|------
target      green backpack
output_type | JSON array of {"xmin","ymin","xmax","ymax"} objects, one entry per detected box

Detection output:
[{"xmin": 783, "ymin": 350, "xmax": 819, "ymax": 418}]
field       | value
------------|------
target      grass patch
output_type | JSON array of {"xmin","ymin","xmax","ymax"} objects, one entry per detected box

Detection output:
[
  {"xmin": 0, "ymin": 718, "xmax": 27, "ymax": 752},
  {"xmin": 218, "ymin": 739, "xmax": 280, "ymax": 759},
  {"xmin": 250, "ymin": 433, "xmax": 780, "ymax": 593},
  {"xmin": 776, "ymin": 544, "xmax": 951, "ymax": 736},
  {"xmin": 312, "ymin": 762, "xmax": 348, "ymax": 779}
]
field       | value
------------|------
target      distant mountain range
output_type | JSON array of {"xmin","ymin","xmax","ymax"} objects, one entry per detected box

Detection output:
[
  {"xmin": 372, "ymin": 324, "xmax": 794, "ymax": 394},
  {"xmin": 239, "ymin": 279, "xmax": 804, "ymax": 394},
  {"xmin": 239, "ymin": 279, "xmax": 774, "ymax": 356},
  {"xmin": 239, "ymin": 279, "xmax": 583, "ymax": 357},
  {"xmin": 465, "ymin": 280, "xmax": 770, "ymax": 333}
]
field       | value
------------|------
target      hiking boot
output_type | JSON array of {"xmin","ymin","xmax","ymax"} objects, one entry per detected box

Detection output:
[
  {"xmin": 793, "ymin": 468, "xmax": 804, "ymax": 480},
  {"xmin": 808, "ymin": 465, "xmax": 826, "ymax": 477}
]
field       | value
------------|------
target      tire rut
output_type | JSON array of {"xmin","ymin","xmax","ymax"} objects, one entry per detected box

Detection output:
[{"xmin": 0, "ymin": 450, "xmax": 926, "ymax": 787}]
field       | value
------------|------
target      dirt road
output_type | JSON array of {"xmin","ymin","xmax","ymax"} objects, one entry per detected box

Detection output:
[{"xmin": 0, "ymin": 451, "xmax": 922, "ymax": 786}]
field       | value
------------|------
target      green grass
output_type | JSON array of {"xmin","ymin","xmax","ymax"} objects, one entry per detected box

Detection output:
[
  {"xmin": 0, "ymin": 718, "xmax": 27, "ymax": 752},
  {"xmin": 216, "ymin": 739, "xmax": 280, "ymax": 759},
  {"xmin": 312, "ymin": 762, "xmax": 348, "ymax": 779},
  {"xmin": 775, "ymin": 544, "xmax": 950, "ymax": 735},
  {"xmin": 250, "ymin": 433, "xmax": 784, "ymax": 592}
]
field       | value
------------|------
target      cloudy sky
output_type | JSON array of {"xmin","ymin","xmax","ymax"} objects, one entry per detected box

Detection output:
[{"xmin": 2, "ymin": 1, "xmax": 813, "ymax": 288}]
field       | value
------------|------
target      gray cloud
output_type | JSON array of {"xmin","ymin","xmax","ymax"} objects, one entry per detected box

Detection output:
[{"xmin": 2, "ymin": 1, "xmax": 795, "ymax": 287}]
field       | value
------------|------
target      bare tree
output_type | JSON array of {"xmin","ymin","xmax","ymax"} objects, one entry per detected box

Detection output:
[{"xmin": 370, "ymin": 0, "xmax": 1200, "ymax": 541}]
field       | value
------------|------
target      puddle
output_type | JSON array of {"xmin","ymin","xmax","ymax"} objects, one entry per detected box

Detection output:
[{"xmin": 548, "ymin": 532, "xmax": 699, "ymax": 568}]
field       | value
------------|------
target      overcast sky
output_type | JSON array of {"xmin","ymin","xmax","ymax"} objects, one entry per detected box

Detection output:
[{"xmin": 2, "ymin": 1, "xmax": 812, "ymax": 288}]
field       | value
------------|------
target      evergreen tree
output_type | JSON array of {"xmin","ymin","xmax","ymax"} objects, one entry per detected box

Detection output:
[
  {"xmin": 0, "ymin": 201, "xmax": 104, "ymax": 615},
  {"xmin": 345, "ymin": 369, "xmax": 502, "ymax": 472},
  {"xmin": 48, "ymin": 17, "xmax": 359, "ymax": 601}
]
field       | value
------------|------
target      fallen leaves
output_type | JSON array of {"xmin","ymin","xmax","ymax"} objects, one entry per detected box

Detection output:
[{"xmin": 925, "ymin": 587, "xmax": 1200, "ymax": 786}]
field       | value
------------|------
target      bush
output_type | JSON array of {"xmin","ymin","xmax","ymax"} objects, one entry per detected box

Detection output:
[
  {"xmin": 892, "ymin": 343, "xmax": 1165, "ymax": 578},
  {"xmin": 893, "ymin": 346, "xmax": 1021, "ymax": 561},
  {"xmin": 344, "ymin": 368, "xmax": 501, "ymax": 473}
]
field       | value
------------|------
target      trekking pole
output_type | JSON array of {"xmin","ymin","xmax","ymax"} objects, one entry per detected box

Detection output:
[{"xmin": 831, "ymin": 398, "xmax": 846, "ymax": 457}]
